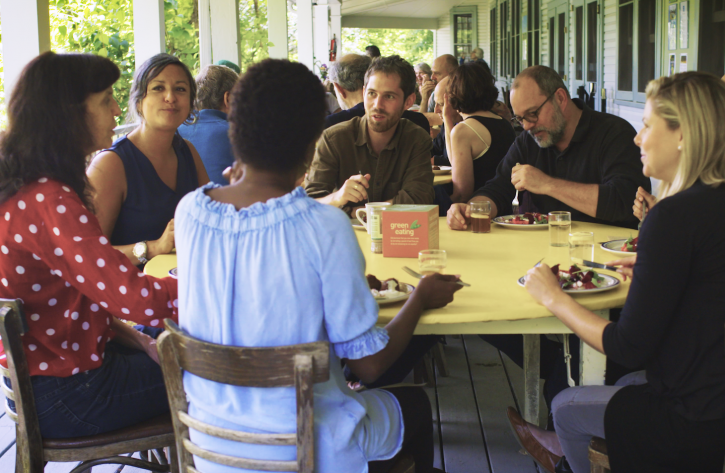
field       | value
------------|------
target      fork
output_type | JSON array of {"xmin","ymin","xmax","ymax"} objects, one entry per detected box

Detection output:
[
  {"xmin": 511, "ymin": 162, "xmax": 521, "ymax": 216},
  {"xmin": 402, "ymin": 266, "xmax": 471, "ymax": 287}
]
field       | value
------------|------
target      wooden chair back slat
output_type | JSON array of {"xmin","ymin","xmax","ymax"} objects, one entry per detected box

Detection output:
[
  {"xmin": 0, "ymin": 299, "xmax": 46, "ymax": 472},
  {"xmin": 166, "ymin": 321, "xmax": 329, "ymax": 387},
  {"xmin": 158, "ymin": 319, "xmax": 330, "ymax": 473},
  {"xmin": 177, "ymin": 411, "xmax": 295, "ymax": 446},
  {"xmin": 182, "ymin": 438, "xmax": 297, "ymax": 471}
]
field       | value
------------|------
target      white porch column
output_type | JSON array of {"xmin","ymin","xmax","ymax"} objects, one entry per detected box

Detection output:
[
  {"xmin": 0, "ymin": 0, "xmax": 50, "ymax": 97},
  {"xmin": 268, "ymin": 0, "xmax": 289, "ymax": 59},
  {"xmin": 198, "ymin": 0, "xmax": 213, "ymax": 68},
  {"xmin": 210, "ymin": 0, "xmax": 241, "ymax": 66},
  {"xmin": 133, "ymin": 0, "xmax": 166, "ymax": 68},
  {"xmin": 329, "ymin": 0, "xmax": 342, "ymax": 61},
  {"xmin": 297, "ymin": 0, "xmax": 314, "ymax": 70},
  {"xmin": 313, "ymin": 3, "xmax": 330, "ymax": 69}
]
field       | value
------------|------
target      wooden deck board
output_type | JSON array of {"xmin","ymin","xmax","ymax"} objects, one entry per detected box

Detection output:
[{"xmin": 464, "ymin": 336, "xmax": 538, "ymax": 473}]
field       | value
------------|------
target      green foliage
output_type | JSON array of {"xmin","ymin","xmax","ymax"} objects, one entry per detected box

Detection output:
[
  {"xmin": 239, "ymin": 0, "xmax": 273, "ymax": 71},
  {"xmin": 342, "ymin": 28, "xmax": 434, "ymax": 66}
]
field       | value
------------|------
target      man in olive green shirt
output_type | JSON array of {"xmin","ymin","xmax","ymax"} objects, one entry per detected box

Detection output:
[{"xmin": 305, "ymin": 55, "xmax": 434, "ymax": 208}]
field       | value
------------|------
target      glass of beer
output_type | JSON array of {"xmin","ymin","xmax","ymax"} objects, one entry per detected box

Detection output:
[
  {"xmin": 470, "ymin": 201, "xmax": 491, "ymax": 233},
  {"xmin": 548, "ymin": 211, "xmax": 571, "ymax": 247},
  {"xmin": 418, "ymin": 250, "xmax": 447, "ymax": 275},
  {"xmin": 569, "ymin": 232, "xmax": 595, "ymax": 261}
]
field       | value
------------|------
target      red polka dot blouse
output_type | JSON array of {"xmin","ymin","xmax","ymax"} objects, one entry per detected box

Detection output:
[{"xmin": 0, "ymin": 179, "xmax": 178, "ymax": 377}]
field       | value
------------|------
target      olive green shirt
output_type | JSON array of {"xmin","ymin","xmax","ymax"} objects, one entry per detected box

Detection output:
[{"xmin": 305, "ymin": 116, "xmax": 434, "ymax": 205}]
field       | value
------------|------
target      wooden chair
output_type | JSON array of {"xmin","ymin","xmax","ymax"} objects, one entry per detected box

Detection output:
[
  {"xmin": 157, "ymin": 319, "xmax": 415, "ymax": 473},
  {"xmin": 588, "ymin": 436, "xmax": 610, "ymax": 473},
  {"xmin": 0, "ymin": 298, "xmax": 177, "ymax": 473}
]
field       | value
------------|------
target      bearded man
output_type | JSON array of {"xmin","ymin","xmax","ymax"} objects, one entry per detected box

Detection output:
[
  {"xmin": 447, "ymin": 65, "xmax": 649, "ymax": 230},
  {"xmin": 306, "ymin": 55, "xmax": 434, "ymax": 209}
]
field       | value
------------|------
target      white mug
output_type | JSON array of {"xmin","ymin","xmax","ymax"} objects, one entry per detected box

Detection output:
[{"xmin": 356, "ymin": 202, "xmax": 389, "ymax": 234}]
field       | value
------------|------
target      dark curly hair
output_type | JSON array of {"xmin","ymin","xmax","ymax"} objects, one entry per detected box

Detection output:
[
  {"xmin": 364, "ymin": 55, "xmax": 417, "ymax": 99},
  {"xmin": 0, "ymin": 52, "xmax": 120, "ymax": 209},
  {"xmin": 228, "ymin": 59, "xmax": 326, "ymax": 174},
  {"xmin": 447, "ymin": 62, "xmax": 499, "ymax": 114},
  {"xmin": 126, "ymin": 53, "xmax": 197, "ymax": 124}
]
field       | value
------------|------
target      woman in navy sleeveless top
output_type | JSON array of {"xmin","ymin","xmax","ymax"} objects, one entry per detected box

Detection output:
[
  {"xmin": 88, "ymin": 54, "xmax": 209, "ymax": 266},
  {"xmin": 438, "ymin": 63, "xmax": 515, "ymax": 209}
]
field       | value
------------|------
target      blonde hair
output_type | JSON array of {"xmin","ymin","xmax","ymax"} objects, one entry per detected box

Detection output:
[{"xmin": 646, "ymin": 72, "xmax": 725, "ymax": 199}]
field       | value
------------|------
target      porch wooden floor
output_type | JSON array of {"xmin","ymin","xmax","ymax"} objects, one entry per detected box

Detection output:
[{"xmin": 0, "ymin": 336, "xmax": 546, "ymax": 473}]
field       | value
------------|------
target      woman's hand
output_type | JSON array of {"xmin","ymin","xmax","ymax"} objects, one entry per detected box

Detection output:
[
  {"xmin": 604, "ymin": 255, "xmax": 637, "ymax": 280},
  {"xmin": 633, "ymin": 187, "xmax": 656, "ymax": 221},
  {"xmin": 149, "ymin": 219, "xmax": 175, "ymax": 258},
  {"xmin": 412, "ymin": 273, "xmax": 464, "ymax": 309},
  {"xmin": 442, "ymin": 93, "xmax": 461, "ymax": 125},
  {"xmin": 525, "ymin": 264, "xmax": 565, "ymax": 307}
]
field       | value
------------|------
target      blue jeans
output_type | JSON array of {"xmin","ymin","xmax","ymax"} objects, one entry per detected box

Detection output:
[{"xmin": 10, "ymin": 341, "xmax": 169, "ymax": 439}]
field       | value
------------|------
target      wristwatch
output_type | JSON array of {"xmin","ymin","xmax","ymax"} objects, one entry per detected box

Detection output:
[{"xmin": 133, "ymin": 241, "xmax": 149, "ymax": 264}]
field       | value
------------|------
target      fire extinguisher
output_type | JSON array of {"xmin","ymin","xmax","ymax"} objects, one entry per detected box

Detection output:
[{"xmin": 329, "ymin": 35, "xmax": 337, "ymax": 62}]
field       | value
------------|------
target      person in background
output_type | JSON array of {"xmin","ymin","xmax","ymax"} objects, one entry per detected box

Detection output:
[
  {"xmin": 175, "ymin": 57, "xmax": 460, "ymax": 473},
  {"xmin": 88, "ymin": 54, "xmax": 209, "ymax": 267},
  {"xmin": 365, "ymin": 45, "xmax": 381, "ymax": 59},
  {"xmin": 414, "ymin": 62, "xmax": 432, "ymax": 105},
  {"xmin": 514, "ymin": 71, "xmax": 725, "ymax": 473},
  {"xmin": 178, "ymin": 64, "xmax": 238, "ymax": 186},
  {"xmin": 431, "ymin": 77, "xmax": 454, "ymax": 167},
  {"xmin": 325, "ymin": 54, "xmax": 429, "ymax": 134},
  {"xmin": 437, "ymin": 62, "xmax": 516, "ymax": 211},
  {"xmin": 306, "ymin": 55, "xmax": 434, "ymax": 209},
  {"xmin": 419, "ymin": 54, "xmax": 459, "ymax": 127},
  {"xmin": 0, "ymin": 51, "xmax": 178, "ymax": 439},
  {"xmin": 469, "ymin": 48, "xmax": 491, "ymax": 73}
]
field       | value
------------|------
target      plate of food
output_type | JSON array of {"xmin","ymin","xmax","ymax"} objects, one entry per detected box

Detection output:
[
  {"xmin": 601, "ymin": 236, "xmax": 638, "ymax": 257},
  {"xmin": 168, "ymin": 267, "xmax": 178, "ymax": 278},
  {"xmin": 493, "ymin": 212, "xmax": 549, "ymax": 229},
  {"xmin": 517, "ymin": 264, "xmax": 620, "ymax": 294},
  {"xmin": 367, "ymin": 275, "xmax": 414, "ymax": 306},
  {"xmin": 432, "ymin": 165, "xmax": 452, "ymax": 175}
]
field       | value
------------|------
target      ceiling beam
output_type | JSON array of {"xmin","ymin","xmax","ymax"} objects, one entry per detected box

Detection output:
[{"xmin": 341, "ymin": 15, "xmax": 438, "ymax": 30}]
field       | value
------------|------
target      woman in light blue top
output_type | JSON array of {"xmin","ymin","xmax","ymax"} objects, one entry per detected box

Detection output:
[{"xmin": 174, "ymin": 59, "xmax": 462, "ymax": 473}]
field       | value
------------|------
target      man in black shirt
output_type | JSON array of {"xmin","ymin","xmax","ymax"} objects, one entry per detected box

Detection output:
[
  {"xmin": 447, "ymin": 65, "xmax": 650, "ymax": 230},
  {"xmin": 325, "ymin": 54, "xmax": 430, "ymax": 134},
  {"xmin": 446, "ymin": 65, "xmax": 651, "ymax": 417}
]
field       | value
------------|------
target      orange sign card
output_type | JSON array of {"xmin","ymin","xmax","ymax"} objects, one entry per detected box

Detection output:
[{"xmin": 382, "ymin": 205, "xmax": 439, "ymax": 258}]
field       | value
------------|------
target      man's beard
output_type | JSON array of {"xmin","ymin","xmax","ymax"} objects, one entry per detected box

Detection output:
[
  {"xmin": 368, "ymin": 106, "xmax": 404, "ymax": 133},
  {"xmin": 529, "ymin": 103, "xmax": 566, "ymax": 148}
]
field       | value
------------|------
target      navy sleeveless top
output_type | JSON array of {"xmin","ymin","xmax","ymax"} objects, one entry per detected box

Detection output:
[
  {"xmin": 108, "ymin": 134, "xmax": 198, "ymax": 246},
  {"xmin": 466, "ymin": 116, "xmax": 517, "ymax": 191}
]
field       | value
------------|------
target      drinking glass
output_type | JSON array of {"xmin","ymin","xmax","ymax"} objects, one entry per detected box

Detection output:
[
  {"xmin": 469, "ymin": 201, "xmax": 491, "ymax": 234},
  {"xmin": 548, "ymin": 211, "xmax": 571, "ymax": 247},
  {"xmin": 418, "ymin": 249, "xmax": 447, "ymax": 275},
  {"xmin": 569, "ymin": 232, "xmax": 595, "ymax": 261}
]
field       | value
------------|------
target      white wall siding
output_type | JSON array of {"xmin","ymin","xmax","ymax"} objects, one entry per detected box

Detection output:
[
  {"xmin": 438, "ymin": 11, "xmax": 451, "ymax": 56},
  {"xmin": 435, "ymin": 0, "xmax": 491, "ymax": 61}
]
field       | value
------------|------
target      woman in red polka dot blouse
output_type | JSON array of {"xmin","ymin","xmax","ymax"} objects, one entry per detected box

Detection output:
[{"xmin": 0, "ymin": 53, "xmax": 178, "ymax": 438}]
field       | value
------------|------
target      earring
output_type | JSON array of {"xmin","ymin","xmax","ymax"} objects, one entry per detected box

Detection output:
[{"xmin": 677, "ymin": 145, "xmax": 682, "ymax": 151}]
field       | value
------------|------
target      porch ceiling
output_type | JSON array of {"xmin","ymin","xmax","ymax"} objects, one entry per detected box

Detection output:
[{"xmin": 341, "ymin": 0, "xmax": 467, "ymax": 18}]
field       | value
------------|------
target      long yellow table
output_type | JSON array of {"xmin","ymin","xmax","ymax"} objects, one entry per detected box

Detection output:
[
  {"xmin": 145, "ymin": 217, "xmax": 636, "ymax": 424},
  {"xmin": 433, "ymin": 174, "xmax": 452, "ymax": 186}
]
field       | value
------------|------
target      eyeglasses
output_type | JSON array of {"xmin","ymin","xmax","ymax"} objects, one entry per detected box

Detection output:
[{"xmin": 510, "ymin": 91, "xmax": 557, "ymax": 127}]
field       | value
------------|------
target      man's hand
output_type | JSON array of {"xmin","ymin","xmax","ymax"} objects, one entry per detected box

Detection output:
[
  {"xmin": 331, "ymin": 174, "xmax": 371, "ymax": 208},
  {"xmin": 633, "ymin": 186, "xmax": 656, "ymax": 221},
  {"xmin": 447, "ymin": 203, "xmax": 470, "ymax": 230},
  {"xmin": 412, "ymin": 273, "xmax": 464, "ymax": 309},
  {"xmin": 420, "ymin": 80, "xmax": 436, "ymax": 98},
  {"xmin": 511, "ymin": 164, "xmax": 553, "ymax": 194}
]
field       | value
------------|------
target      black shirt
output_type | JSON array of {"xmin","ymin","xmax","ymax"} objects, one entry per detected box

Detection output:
[
  {"xmin": 432, "ymin": 124, "xmax": 449, "ymax": 166},
  {"xmin": 603, "ymin": 181, "xmax": 725, "ymax": 421},
  {"xmin": 465, "ymin": 116, "xmax": 516, "ymax": 192},
  {"xmin": 324, "ymin": 102, "xmax": 430, "ymax": 135},
  {"xmin": 473, "ymin": 99, "xmax": 650, "ymax": 228}
]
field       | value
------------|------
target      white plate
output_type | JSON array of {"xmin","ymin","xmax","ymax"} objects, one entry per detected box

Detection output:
[
  {"xmin": 600, "ymin": 240, "xmax": 636, "ymax": 257},
  {"xmin": 517, "ymin": 272, "xmax": 620, "ymax": 294},
  {"xmin": 375, "ymin": 283, "xmax": 415, "ymax": 306},
  {"xmin": 492, "ymin": 215, "xmax": 548, "ymax": 229},
  {"xmin": 351, "ymin": 220, "xmax": 366, "ymax": 231},
  {"xmin": 168, "ymin": 267, "xmax": 178, "ymax": 278},
  {"xmin": 433, "ymin": 166, "xmax": 452, "ymax": 175}
]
